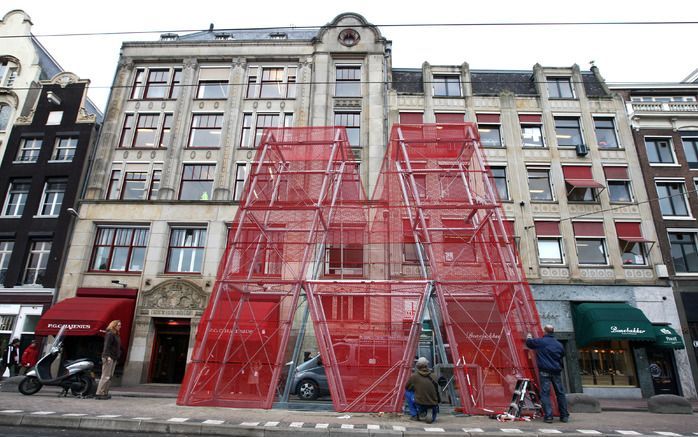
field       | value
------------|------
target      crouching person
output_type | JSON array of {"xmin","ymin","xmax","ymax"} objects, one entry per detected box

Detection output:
[{"xmin": 405, "ymin": 357, "xmax": 440, "ymax": 423}]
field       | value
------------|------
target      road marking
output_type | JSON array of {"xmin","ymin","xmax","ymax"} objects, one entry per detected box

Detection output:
[
  {"xmin": 315, "ymin": 423, "xmax": 329, "ymax": 429},
  {"xmin": 97, "ymin": 414, "xmax": 121, "ymax": 418},
  {"xmin": 132, "ymin": 417, "xmax": 153, "ymax": 420},
  {"xmin": 655, "ymin": 433, "xmax": 682, "ymax": 436},
  {"xmin": 501, "ymin": 429, "xmax": 523, "ymax": 433},
  {"xmin": 539, "ymin": 430, "xmax": 562, "ymax": 434},
  {"xmin": 290, "ymin": 422, "xmax": 304, "ymax": 428},
  {"xmin": 341, "ymin": 424, "xmax": 354, "ymax": 429},
  {"xmin": 167, "ymin": 418, "xmax": 189, "ymax": 422},
  {"xmin": 0, "ymin": 410, "xmax": 23, "ymax": 413},
  {"xmin": 202, "ymin": 420, "xmax": 225, "ymax": 425},
  {"xmin": 264, "ymin": 421, "xmax": 279, "ymax": 427},
  {"xmin": 241, "ymin": 422, "xmax": 260, "ymax": 426},
  {"xmin": 463, "ymin": 429, "xmax": 484, "ymax": 433},
  {"xmin": 424, "ymin": 427, "xmax": 445, "ymax": 432},
  {"xmin": 367, "ymin": 425, "xmax": 379, "ymax": 430},
  {"xmin": 63, "ymin": 413, "xmax": 88, "ymax": 417},
  {"xmin": 31, "ymin": 411, "xmax": 55, "ymax": 415},
  {"xmin": 617, "ymin": 432, "xmax": 643, "ymax": 435},
  {"xmin": 577, "ymin": 431, "xmax": 602, "ymax": 435},
  {"xmin": 393, "ymin": 425, "xmax": 406, "ymax": 431}
]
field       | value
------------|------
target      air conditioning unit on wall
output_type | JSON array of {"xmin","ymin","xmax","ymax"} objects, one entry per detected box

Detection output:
[{"xmin": 575, "ymin": 144, "xmax": 589, "ymax": 156}]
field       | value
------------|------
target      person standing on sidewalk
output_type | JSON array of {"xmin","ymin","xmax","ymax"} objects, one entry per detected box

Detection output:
[
  {"xmin": 20, "ymin": 339, "xmax": 39, "ymax": 374},
  {"xmin": 5, "ymin": 338, "xmax": 21, "ymax": 377},
  {"xmin": 526, "ymin": 325, "xmax": 569, "ymax": 424},
  {"xmin": 95, "ymin": 320, "xmax": 122, "ymax": 400},
  {"xmin": 405, "ymin": 357, "xmax": 440, "ymax": 423}
]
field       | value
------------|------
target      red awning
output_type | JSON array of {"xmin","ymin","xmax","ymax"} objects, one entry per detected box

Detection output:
[
  {"xmin": 477, "ymin": 113, "xmax": 500, "ymax": 123},
  {"xmin": 35, "ymin": 296, "xmax": 135, "ymax": 357},
  {"xmin": 563, "ymin": 166, "xmax": 605, "ymax": 188},
  {"xmin": 615, "ymin": 222, "xmax": 652, "ymax": 243},
  {"xmin": 400, "ymin": 112, "xmax": 424, "ymax": 124}
]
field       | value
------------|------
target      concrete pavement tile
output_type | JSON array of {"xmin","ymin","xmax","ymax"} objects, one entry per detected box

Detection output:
[
  {"xmin": 202, "ymin": 423, "xmax": 265, "ymax": 436},
  {"xmin": 367, "ymin": 429, "xmax": 403, "ymax": 437},
  {"xmin": 329, "ymin": 427, "xmax": 369, "ymax": 436},
  {"xmin": 0, "ymin": 413, "xmax": 22, "ymax": 425},
  {"xmin": 21, "ymin": 414, "xmax": 81, "ymax": 428},
  {"xmin": 138, "ymin": 420, "xmax": 173, "ymax": 434},
  {"xmin": 403, "ymin": 431, "xmax": 465, "ymax": 437},
  {"xmin": 265, "ymin": 427, "xmax": 330, "ymax": 437},
  {"xmin": 79, "ymin": 417, "xmax": 142, "ymax": 432},
  {"xmin": 167, "ymin": 421, "xmax": 204, "ymax": 434}
]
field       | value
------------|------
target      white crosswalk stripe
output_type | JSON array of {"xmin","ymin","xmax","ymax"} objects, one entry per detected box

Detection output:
[
  {"xmin": 315, "ymin": 423, "xmax": 329, "ymax": 429},
  {"xmin": 577, "ymin": 431, "xmax": 602, "ymax": 435},
  {"xmin": 202, "ymin": 420, "xmax": 225, "ymax": 425},
  {"xmin": 393, "ymin": 425, "xmax": 406, "ymax": 431},
  {"xmin": 617, "ymin": 432, "xmax": 643, "ymax": 435},
  {"xmin": 367, "ymin": 424, "xmax": 380, "ymax": 430},
  {"xmin": 62, "ymin": 413, "xmax": 88, "ymax": 417},
  {"xmin": 264, "ymin": 421, "xmax": 279, "ymax": 427},
  {"xmin": 167, "ymin": 417, "xmax": 189, "ymax": 422},
  {"xmin": 539, "ymin": 430, "xmax": 562, "ymax": 434},
  {"xmin": 341, "ymin": 424, "xmax": 354, "ymax": 429},
  {"xmin": 463, "ymin": 429, "xmax": 484, "ymax": 433},
  {"xmin": 241, "ymin": 422, "xmax": 259, "ymax": 426},
  {"xmin": 31, "ymin": 411, "xmax": 55, "ymax": 415},
  {"xmin": 289, "ymin": 422, "xmax": 304, "ymax": 428},
  {"xmin": 424, "ymin": 427, "xmax": 445, "ymax": 432},
  {"xmin": 97, "ymin": 414, "xmax": 121, "ymax": 418},
  {"xmin": 0, "ymin": 410, "xmax": 23, "ymax": 413},
  {"xmin": 655, "ymin": 433, "xmax": 682, "ymax": 436},
  {"xmin": 501, "ymin": 429, "xmax": 524, "ymax": 433}
]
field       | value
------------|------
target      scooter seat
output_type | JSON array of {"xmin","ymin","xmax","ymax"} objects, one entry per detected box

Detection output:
[{"xmin": 64, "ymin": 359, "xmax": 91, "ymax": 366}]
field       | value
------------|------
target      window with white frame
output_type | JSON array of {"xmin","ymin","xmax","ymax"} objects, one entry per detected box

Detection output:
[
  {"xmin": 15, "ymin": 138, "xmax": 42, "ymax": 162},
  {"xmin": 554, "ymin": 117, "xmax": 583, "ymax": 147},
  {"xmin": 432, "ymin": 75, "xmax": 461, "ymax": 97},
  {"xmin": 246, "ymin": 66, "xmax": 297, "ymax": 99},
  {"xmin": 2, "ymin": 179, "xmax": 31, "ymax": 216},
  {"xmin": 535, "ymin": 221, "xmax": 564, "ymax": 264},
  {"xmin": 477, "ymin": 114, "xmax": 502, "ymax": 147},
  {"xmin": 656, "ymin": 181, "xmax": 690, "ymax": 217},
  {"xmin": 594, "ymin": 117, "xmax": 619, "ymax": 149},
  {"xmin": 38, "ymin": 179, "xmax": 66, "ymax": 216},
  {"xmin": 52, "ymin": 136, "xmax": 78, "ymax": 161},
  {"xmin": 0, "ymin": 241, "xmax": 13, "ymax": 284},
  {"xmin": 488, "ymin": 166, "xmax": 509, "ymax": 201},
  {"xmin": 131, "ymin": 67, "xmax": 183, "ymax": 100},
  {"xmin": 669, "ymin": 231, "xmax": 698, "ymax": 273},
  {"xmin": 520, "ymin": 114, "xmax": 545, "ymax": 148},
  {"xmin": 334, "ymin": 112, "xmax": 360, "ymax": 147},
  {"xmin": 604, "ymin": 166, "xmax": 633, "ymax": 203},
  {"xmin": 166, "ymin": 227, "xmax": 207, "ymax": 273},
  {"xmin": 233, "ymin": 163, "xmax": 248, "ymax": 202},
  {"xmin": 681, "ymin": 137, "xmax": 698, "ymax": 169},
  {"xmin": 0, "ymin": 60, "xmax": 18, "ymax": 87},
  {"xmin": 573, "ymin": 222, "xmax": 608, "ymax": 265},
  {"xmin": 615, "ymin": 222, "xmax": 648, "ymax": 266},
  {"xmin": 547, "ymin": 77, "xmax": 574, "ymax": 99},
  {"xmin": 645, "ymin": 137, "xmax": 675, "ymax": 164},
  {"xmin": 179, "ymin": 164, "xmax": 215, "ymax": 200},
  {"xmin": 335, "ymin": 65, "xmax": 361, "ymax": 97},
  {"xmin": 631, "ymin": 96, "xmax": 697, "ymax": 103},
  {"xmin": 22, "ymin": 241, "xmax": 51, "ymax": 285},
  {"xmin": 46, "ymin": 111, "xmax": 62, "ymax": 125},
  {"xmin": 119, "ymin": 113, "xmax": 173, "ymax": 148},
  {"xmin": 0, "ymin": 104, "xmax": 12, "ymax": 131},
  {"xmin": 90, "ymin": 227, "xmax": 148, "ymax": 272},
  {"xmin": 527, "ymin": 168, "xmax": 554, "ymax": 201},
  {"xmin": 196, "ymin": 67, "xmax": 230, "ymax": 99},
  {"xmin": 188, "ymin": 113, "xmax": 223, "ymax": 148},
  {"xmin": 240, "ymin": 113, "xmax": 284, "ymax": 148}
]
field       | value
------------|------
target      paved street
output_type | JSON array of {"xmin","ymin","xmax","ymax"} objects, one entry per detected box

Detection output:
[{"xmin": 0, "ymin": 385, "xmax": 697, "ymax": 436}]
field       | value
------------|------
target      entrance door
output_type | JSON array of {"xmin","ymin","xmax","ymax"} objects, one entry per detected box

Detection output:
[
  {"xmin": 149, "ymin": 318, "xmax": 190, "ymax": 384},
  {"xmin": 646, "ymin": 347, "xmax": 679, "ymax": 395}
]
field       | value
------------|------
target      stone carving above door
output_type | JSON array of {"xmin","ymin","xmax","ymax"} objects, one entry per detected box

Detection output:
[{"xmin": 140, "ymin": 280, "xmax": 207, "ymax": 311}]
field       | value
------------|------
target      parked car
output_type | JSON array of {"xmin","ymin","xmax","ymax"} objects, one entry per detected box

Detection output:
[{"xmin": 291, "ymin": 354, "xmax": 330, "ymax": 400}]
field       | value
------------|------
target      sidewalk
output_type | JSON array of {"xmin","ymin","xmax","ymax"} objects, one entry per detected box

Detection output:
[{"xmin": 1, "ymin": 382, "xmax": 696, "ymax": 436}]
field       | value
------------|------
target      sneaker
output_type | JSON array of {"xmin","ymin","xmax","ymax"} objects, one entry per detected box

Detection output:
[
  {"xmin": 560, "ymin": 416, "xmax": 569, "ymax": 423},
  {"xmin": 544, "ymin": 417, "xmax": 553, "ymax": 424},
  {"xmin": 425, "ymin": 416, "xmax": 434, "ymax": 424}
]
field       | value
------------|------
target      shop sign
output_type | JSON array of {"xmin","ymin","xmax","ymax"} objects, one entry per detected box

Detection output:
[
  {"xmin": 610, "ymin": 325, "xmax": 646, "ymax": 335},
  {"xmin": 46, "ymin": 322, "xmax": 92, "ymax": 330}
]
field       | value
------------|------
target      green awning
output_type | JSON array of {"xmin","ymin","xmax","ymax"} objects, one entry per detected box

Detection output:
[
  {"xmin": 653, "ymin": 324, "xmax": 685, "ymax": 349},
  {"xmin": 573, "ymin": 303, "xmax": 656, "ymax": 347}
]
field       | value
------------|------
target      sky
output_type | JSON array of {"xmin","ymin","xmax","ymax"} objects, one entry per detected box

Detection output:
[{"xmin": 4, "ymin": 0, "xmax": 698, "ymax": 111}]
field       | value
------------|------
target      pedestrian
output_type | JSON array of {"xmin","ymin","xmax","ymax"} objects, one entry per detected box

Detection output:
[
  {"xmin": 5, "ymin": 338, "xmax": 21, "ymax": 377},
  {"xmin": 405, "ymin": 357, "xmax": 440, "ymax": 423},
  {"xmin": 95, "ymin": 320, "xmax": 122, "ymax": 400},
  {"xmin": 526, "ymin": 325, "xmax": 569, "ymax": 423},
  {"xmin": 20, "ymin": 339, "xmax": 40, "ymax": 374}
]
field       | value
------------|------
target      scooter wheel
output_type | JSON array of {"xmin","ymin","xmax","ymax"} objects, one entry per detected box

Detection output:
[
  {"xmin": 71, "ymin": 374, "xmax": 94, "ymax": 397},
  {"xmin": 19, "ymin": 376, "xmax": 42, "ymax": 395}
]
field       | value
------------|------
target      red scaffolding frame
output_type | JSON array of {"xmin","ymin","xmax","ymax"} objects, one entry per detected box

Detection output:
[{"xmin": 178, "ymin": 123, "xmax": 542, "ymax": 414}]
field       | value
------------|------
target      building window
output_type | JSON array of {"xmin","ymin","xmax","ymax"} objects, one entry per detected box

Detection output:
[
  {"xmin": 246, "ymin": 66, "xmax": 296, "ymax": 99},
  {"xmin": 133, "ymin": 114, "xmax": 159, "ymax": 148},
  {"xmin": 325, "ymin": 228, "xmax": 363, "ymax": 277},
  {"xmin": 681, "ymin": 137, "xmax": 698, "ymax": 169},
  {"xmin": 240, "ymin": 113, "xmax": 280, "ymax": 148},
  {"xmin": 166, "ymin": 228, "xmax": 207, "ymax": 273},
  {"xmin": 38, "ymin": 179, "xmax": 66, "ymax": 216},
  {"xmin": 656, "ymin": 181, "xmax": 690, "ymax": 217},
  {"xmin": 121, "ymin": 172, "xmax": 148, "ymax": 200},
  {"xmin": 579, "ymin": 341, "xmax": 637, "ymax": 387},
  {"xmin": 604, "ymin": 166, "xmax": 633, "ymax": 203},
  {"xmin": 554, "ymin": 117, "xmax": 583, "ymax": 147},
  {"xmin": 52, "ymin": 136, "xmax": 78, "ymax": 161},
  {"xmin": 22, "ymin": 241, "xmax": 51, "ymax": 285},
  {"xmin": 535, "ymin": 221, "xmax": 564, "ymax": 265},
  {"xmin": 107, "ymin": 170, "xmax": 121, "ymax": 200},
  {"xmin": 594, "ymin": 117, "xmax": 619, "ymax": 149},
  {"xmin": 46, "ymin": 111, "xmax": 63, "ymax": 125},
  {"xmin": 527, "ymin": 168, "xmax": 553, "ymax": 201},
  {"xmin": 573, "ymin": 222, "xmax": 607, "ymax": 265},
  {"xmin": 620, "ymin": 240, "xmax": 647, "ymax": 266},
  {"xmin": 519, "ymin": 114, "xmax": 544, "ymax": 148},
  {"xmin": 119, "ymin": 114, "xmax": 135, "ymax": 147},
  {"xmin": 0, "ymin": 104, "xmax": 12, "ymax": 130},
  {"xmin": 0, "ymin": 60, "xmax": 18, "ymax": 87},
  {"xmin": 90, "ymin": 227, "xmax": 148, "ymax": 272},
  {"xmin": 149, "ymin": 170, "xmax": 162, "ymax": 200},
  {"xmin": 159, "ymin": 114, "xmax": 173, "ymax": 148},
  {"xmin": 335, "ymin": 65, "xmax": 361, "ymax": 97},
  {"xmin": 188, "ymin": 113, "xmax": 223, "ymax": 148},
  {"xmin": 547, "ymin": 77, "xmax": 574, "ymax": 99},
  {"xmin": 233, "ymin": 163, "xmax": 248, "ymax": 202},
  {"xmin": 645, "ymin": 138, "xmax": 675, "ymax": 164},
  {"xmin": 2, "ymin": 179, "xmax": 31, "ymax": 217},
  {"xmin": 334, "ymin": 112, "xmax": 360, "ymax": 147},
  {"xmin": 489, "ymin": 166, "xmax": 509, "ymax": 201},
  {"xmin": 433, "ymin": 75, "xmax": 461, "ymax": 97},
  {"xmin": 131, "ymin": 67, "xmax": 182, "ymax": 100},
  {"xmin": 631, "ymin": 96, "xmax": 697, "ymax": 103},
  {"xmin": 196, "ymin": 67, "xmax": 230, "ymax": 99},
  {"xmin": 563, "ymin": 166, "xmax": 600, "ymax": 202},
  {"xmin": 0, "ymin": 241, "xmax": 13, "ymax": 284},
  {"xmin": 179, "ymin": 164, "xmax": 215, "ymax": 200},
  {"xmin": 477, "ymin": 114, "xmax": 502, "ymax": 147},
  {"xmin": 119, "ymin": 113, "xmax": 172, "ymax": 148},
  {"xmin": 15, "ymin": 138, "xmax": 42, "ymax": 162},
  {"xmin": 144, "ymin": 69, "xmax": 171, "ymax": 99},
  {"xmin": 669, "ymin": 231, "xmax": 698, "ymax": 273}
]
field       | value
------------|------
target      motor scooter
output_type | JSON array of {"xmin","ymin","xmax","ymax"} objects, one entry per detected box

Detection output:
[{"xmin": 18, "ymin": 326, "xmax": 96, "ymax": 397}]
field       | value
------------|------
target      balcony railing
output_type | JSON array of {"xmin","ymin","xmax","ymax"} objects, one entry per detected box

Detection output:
[{"xmin": 631, "ymin": 102, "xmax": 698, "ymax": 113}]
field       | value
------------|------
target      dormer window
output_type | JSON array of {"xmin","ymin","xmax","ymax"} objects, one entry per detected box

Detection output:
[
  {"xmin": 0, "ymin": 59, "xmax": 18, "ymax": 87},
  {"xmin": 160, "ymin": 33, "xmax": 179, "ymax": 41},
  {"xmin": 215, "ymin": 32, "xmax": 232, "ymax": 40},
  {"xmin": 269, "ymin": 32, "xmax": 287, "ymax": 40},
  {"xmin": 338, "ymin": 29, "xmax": 360, "ymax": 47}
]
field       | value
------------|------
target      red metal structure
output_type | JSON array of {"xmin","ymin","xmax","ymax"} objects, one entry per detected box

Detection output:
[{"xmin": 178, "ymin": 123, "xmax": 542, "ymax": 414}]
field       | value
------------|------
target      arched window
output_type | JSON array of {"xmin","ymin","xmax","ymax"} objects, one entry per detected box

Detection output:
[
  {"xmin": 0, "ymin": 59, "xmax": 19, "ymax": 87},
  {"xmin": 0, "ymin": 104, "xmax": 12, "ymax": 131}
]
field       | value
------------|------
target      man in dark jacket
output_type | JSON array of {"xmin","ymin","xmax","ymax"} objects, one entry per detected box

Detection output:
[
  {"xmin": 405, "ymin": 357, "xmax": 440, "ymax": 423},
  {"xmin": 5, "ymin": 338, "xmax": 21, "ymax": 377},
  {"xmin": 526, "ymin": 325, "xmax": 569, "ymax": 423}
]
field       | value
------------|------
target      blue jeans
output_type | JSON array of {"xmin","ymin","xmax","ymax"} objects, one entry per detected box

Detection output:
[
  {"xmin": 539, "ymin": 370, "xmax": 569, "ymax": 419},
  {"xmin": 417, "ymin": 403, "xmax": 438, "ymax": 422},
  {"xmin": 405, "ymin": 389, "xmax": 418, "ymax": 417}
]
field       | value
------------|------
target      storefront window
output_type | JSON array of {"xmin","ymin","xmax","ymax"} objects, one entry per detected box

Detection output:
[{"xmin": 578, "ymin": 340, "xmax": 637, "ymax": 387}]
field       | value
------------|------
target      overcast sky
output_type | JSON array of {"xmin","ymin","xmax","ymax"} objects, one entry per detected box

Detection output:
[{"xmin": 5, "ymin": 0, "xmax": 698, "ymax": 111}]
